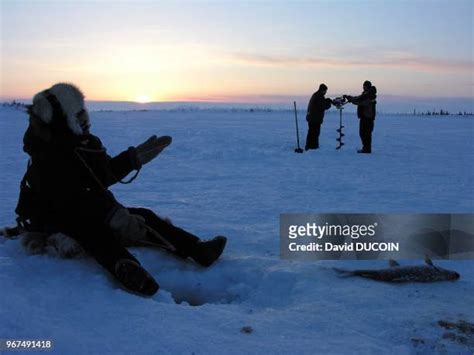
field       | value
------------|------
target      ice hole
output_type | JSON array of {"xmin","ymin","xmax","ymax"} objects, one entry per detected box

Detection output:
[{"xmin": 168, "ymin": 285, "xmax": 240, "ymax": 306}]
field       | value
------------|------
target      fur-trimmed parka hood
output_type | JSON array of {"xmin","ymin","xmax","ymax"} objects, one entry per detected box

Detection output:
[
  {"xmin": 25, "ymin": 83, "xmax": 91, "ymax": 155},
  {"xmin": 30, "ymin": 83, "xmax": 90, "ymax": 135}
]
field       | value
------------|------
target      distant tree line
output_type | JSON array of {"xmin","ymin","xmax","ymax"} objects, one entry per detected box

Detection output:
[
  {"xmin": 1, "ymin": 100, "xmax": 28, "ymax": 110},
  {"xmin": 412, "ymin": 108, "xmax": 473, "ymax": 116}
]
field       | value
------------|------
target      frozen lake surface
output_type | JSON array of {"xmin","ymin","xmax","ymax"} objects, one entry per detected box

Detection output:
[{"xmin": 0, "ymin": 107, "xmax": 473, "ymax": 354}]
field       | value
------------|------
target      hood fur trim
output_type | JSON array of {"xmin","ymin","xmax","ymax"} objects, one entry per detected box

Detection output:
[{"xmin": 31, "ymin": 83, "xmax": 88, "ymax": 135}]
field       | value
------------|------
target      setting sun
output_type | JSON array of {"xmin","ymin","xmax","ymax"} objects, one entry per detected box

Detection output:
[{"xmin": 134, "ymin": 95, "xmax": 151, "ymax": 104}]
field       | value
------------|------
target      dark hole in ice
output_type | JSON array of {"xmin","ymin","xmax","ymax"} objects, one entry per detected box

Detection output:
[{"xmin": 171, "ymin": 288, "xmax": 240, "ymax": 306}]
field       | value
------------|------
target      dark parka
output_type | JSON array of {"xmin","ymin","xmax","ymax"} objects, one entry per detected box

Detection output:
[
  {"xmin": 16, "ymin": 112, "xmax": 139, "ymax": 234},
  {"xmin": 351, "ymin": 86, "xmax": 377, "ymax": 120},
  {"xmin": 306, "ymin": 91, "xmax": 332, "ymax": 124}
]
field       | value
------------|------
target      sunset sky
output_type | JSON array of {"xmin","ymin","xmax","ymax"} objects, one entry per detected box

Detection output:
[{"xmin": 1, "ymin": 0, "xmax": 473, "ymax": 103}]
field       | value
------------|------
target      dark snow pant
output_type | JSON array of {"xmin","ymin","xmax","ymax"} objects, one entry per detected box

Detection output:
[
  {"xmin": 127, "ymin": 207, "xmax": 200, "ymax": 258},
  {"xmin": 359, "ymin": 118, "xmax": 375, "ymax": 152},
  {"xmin": 64, "ymin": 208, "xmax": 200, "ymax": 277},
  {"xmin": 66, "ymin": 224, "xmax": 139, "ymax": 276},
  {"xmin": 305, "ymin": 121, "xmax": 321, "ymax": 149}
]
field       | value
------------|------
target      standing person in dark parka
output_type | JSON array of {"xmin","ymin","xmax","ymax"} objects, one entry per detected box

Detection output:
[
  {"xmin": 345, "ymin": 81, "xmax": 377, "ymax": 153},
  {"xmin": 305, "ymin": 83, "xmax": 333, "ymax": 150},
  {"xmin": 15, "ymin": 83, "xmax": 227, "ymax": 297}
]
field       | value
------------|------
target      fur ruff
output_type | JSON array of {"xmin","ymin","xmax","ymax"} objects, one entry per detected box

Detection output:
[
  {"xmin": 21, "ymin": 232, "xmax": 85, "ymax": 258},
  {"xmin": 31, "ymin": 83, "xmax": 88, "ymax": 135}
]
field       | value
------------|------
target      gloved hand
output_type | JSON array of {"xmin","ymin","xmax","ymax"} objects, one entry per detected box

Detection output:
[
  {"xmin": 132, "ymin": 135, "xmax": 172, "ymax": 168},
  {"xmin": 343, "ymin": 95, "xmax": 353, "ymax": 102},
  {"xmin": 109, "ymin": 207, "xmax": 148, "ymax": 244}
]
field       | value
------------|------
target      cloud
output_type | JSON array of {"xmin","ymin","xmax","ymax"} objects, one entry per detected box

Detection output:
[
  {"xmin": 178, "ymin": 93, "xmax": 307, "ymax": 104},
  {"xmin": 227, "ymin": 50, "xmax": 473, "ymax": 73}
]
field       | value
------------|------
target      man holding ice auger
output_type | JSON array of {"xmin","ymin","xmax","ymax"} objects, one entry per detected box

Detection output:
[
  {"xmin": 345, "ymin": 80, "xmax": 377, "ymax": 153},
  {"xmin": 305, "ymin": 83, "xmax": 333, "ymax": 150}
]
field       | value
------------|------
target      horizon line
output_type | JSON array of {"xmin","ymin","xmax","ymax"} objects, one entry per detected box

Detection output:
[{"xmin": 2, "ymin": 94, "xmax": 473, "ymax": 105}]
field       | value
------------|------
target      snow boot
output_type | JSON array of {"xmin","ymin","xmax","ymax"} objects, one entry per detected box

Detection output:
[
  {"xmin": 190, "ymin": 236, "xmax": 227, "ymax": 267},
  {"xmin": 114, "ymin": 259, "xmax": 159, "ymax": 296},
  {"xmin": 357, "ymin": 149, "xmax": 371, "ymax": 154}
]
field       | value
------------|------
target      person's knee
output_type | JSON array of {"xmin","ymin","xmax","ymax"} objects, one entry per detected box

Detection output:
[{"xmin": 128, "ymin": 207, "xmax": 154, "ymax": 220}]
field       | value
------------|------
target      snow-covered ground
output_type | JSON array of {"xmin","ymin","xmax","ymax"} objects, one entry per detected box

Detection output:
[{"xmin": 0, "ymin": 106, "xmax": 473, "ymax": 354}]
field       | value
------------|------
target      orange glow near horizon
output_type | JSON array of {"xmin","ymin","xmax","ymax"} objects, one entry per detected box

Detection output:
[
  {"xmin": 1, "ymin": 35, "xmax": 472, "ymax": 102},
  {"xmin": 1, "ymin": 2, "xmax": 472, "ymax": 103},
  {"xmin": 134, "ymin": 95, "xmax": 152, "ymax": 104}
]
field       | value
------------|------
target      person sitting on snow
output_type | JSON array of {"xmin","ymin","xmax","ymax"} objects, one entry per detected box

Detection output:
[{"xmin": 14, "ymin": 83, "xmax": 227, "ymax": 296}]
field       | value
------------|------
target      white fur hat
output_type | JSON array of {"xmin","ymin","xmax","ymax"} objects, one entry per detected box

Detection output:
[{"xmin": 31, "ymin": 83, "xmax": 88, "ymax": 135}]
